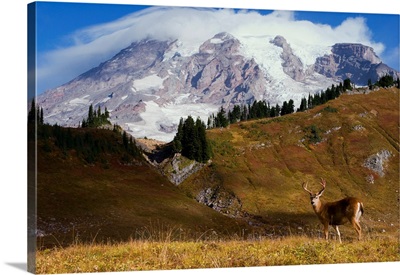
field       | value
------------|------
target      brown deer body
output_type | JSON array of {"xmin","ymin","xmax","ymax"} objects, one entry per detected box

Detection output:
[{"xmin": 303, "ymin": 178, "xmax": 364, "ymax": 243}]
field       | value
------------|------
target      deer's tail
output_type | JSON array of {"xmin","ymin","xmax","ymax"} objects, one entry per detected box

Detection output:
[{"xmin": 360, "ymin": 202, "xmax": 364, "ymax": 215}]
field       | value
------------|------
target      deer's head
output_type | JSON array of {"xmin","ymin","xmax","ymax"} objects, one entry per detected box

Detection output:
[{"xmin": 302, "ymin": 178, "xmax": 326, "ymax": 207}]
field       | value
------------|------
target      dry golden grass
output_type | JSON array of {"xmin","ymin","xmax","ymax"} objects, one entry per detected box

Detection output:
[{"xmin": 36, "ymin": 235, "xmax": 399, "ymax": 274}]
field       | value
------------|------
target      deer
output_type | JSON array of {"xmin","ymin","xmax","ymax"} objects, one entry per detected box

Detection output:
[{"xmin": 302, "ymin": 178, "xmax": 364, "ymax": 243}]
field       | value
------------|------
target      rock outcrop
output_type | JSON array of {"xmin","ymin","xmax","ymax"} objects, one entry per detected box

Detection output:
[
  {"xmin": 363, "ymin": 149, "xmax": 392, "ymax": 177},
  {"xmin": 167, "ymin": 154, "xmax": 207, "ymax": 186},
  {"xmin": 271, "ymin": 35, "xmax": 306, "ymax": 81},
  {"xmin": 314, "ymin": 43, "xmax": 399, "ymax": 85},
  {"xmin": 182, "ymin": 32, "xmax": 266, "ymax": 105},
  {"xmin": 196, "ymin": 185, "xmax": 243, "ymax": 218}
]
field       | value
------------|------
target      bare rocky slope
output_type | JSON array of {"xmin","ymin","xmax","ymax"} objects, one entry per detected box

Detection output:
[{"xmin": 314, "ymin": 43, "xmax": 397, "ymax": 85}]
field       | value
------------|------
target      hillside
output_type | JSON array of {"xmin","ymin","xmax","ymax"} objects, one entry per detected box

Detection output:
[
  {"xmin": 180, "ymin": 87, "xmax": 399, "ymax": 240},
  {"xmin": 35, "ymin": 87, "xmax": 399, "ymax": 248},
  {"xmin": 35, "ymin": 127, "xmax": 252, "ymax": 248}
]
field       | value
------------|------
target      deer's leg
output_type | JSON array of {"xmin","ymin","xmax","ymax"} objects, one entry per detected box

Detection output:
[
  {"xmin": 323, "ymin": 223, "xmax": 329, "ymax": 241},
  {"xmin": 351, "ymin": 218, "xmax": 362, "ymax": 240},
  {"xmin": 334, "ymin": 225, "xmax": 342, "ymax": 243}
]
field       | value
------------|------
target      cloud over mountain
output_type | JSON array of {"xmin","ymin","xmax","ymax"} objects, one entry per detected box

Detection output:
[{"xmin": 37, "ymin": 7, "xmax": 385, "ymax": 93}]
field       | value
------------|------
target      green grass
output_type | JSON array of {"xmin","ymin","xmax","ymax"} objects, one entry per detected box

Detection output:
[{"xmin": 36, "ymin": 235, "xmax": 399, "ymax": 273}]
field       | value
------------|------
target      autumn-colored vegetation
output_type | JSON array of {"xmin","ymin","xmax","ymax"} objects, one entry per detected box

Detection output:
[
  {"xmin": 36, "ymin": 234, "xmax": 399, "ymax": 273},
  {"xmin": 34, "ymin": 87, "xmax": 399, "ymax": 273}
]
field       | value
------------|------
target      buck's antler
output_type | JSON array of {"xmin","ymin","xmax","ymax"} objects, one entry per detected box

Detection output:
[
  {"xmin": 319, "ymin": 178, "xmax": 326, "ymax": 194},
  {"xmin": 302, "ymin": 182, "xmax": 313, "ymax": 195}
]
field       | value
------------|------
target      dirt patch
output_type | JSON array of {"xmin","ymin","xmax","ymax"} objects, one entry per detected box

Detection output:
[{"xmin": 136, "ymin": 138, "xmax": 166, "ymax": 152}]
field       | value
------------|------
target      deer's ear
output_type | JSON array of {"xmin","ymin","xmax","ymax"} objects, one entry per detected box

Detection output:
[{"xmin": 317, "ymin": 189, "xmax": 325, "ymax": 197}]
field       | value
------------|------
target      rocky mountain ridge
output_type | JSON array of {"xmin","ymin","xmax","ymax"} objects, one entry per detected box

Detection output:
[
  {"xmin": 271, "ymin": 35, "xmax": 308, "ymax": 82},
  {"xmin": 37, "ymin": 32, "xmax": 399, "ymax": 142},
  {"xmin": 314, "ymin": 43, "xmax": 393, "ymax": 85}
]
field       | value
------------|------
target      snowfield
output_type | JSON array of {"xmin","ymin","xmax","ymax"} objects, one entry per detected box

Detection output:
[
  {"xmin": 133, "ymin": 74, "xmax": 166, "ymax": 91},
  {"xmin": 125, "ymin": 101, "xmax": 219, "ymax": 142},
  {"xmin": 69, "ymin": 95, "xmax": 91, "ymax": 106}
]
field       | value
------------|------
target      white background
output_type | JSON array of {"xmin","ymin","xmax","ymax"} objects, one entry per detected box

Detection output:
[{"xmin": 0, "ymin": 1, "xmax": 398, "ymax": 275}]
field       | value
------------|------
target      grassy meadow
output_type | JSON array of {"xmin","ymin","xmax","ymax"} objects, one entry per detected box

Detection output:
[{"xmin": 36, "ymin": 234, "xmax": 399, "ymax": 273}]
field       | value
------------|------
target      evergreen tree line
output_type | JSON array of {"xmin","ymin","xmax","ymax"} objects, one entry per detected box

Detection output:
[
  {"xmin": 27, "ymin": 98, "xmax": 44, "ymax": 140},
  {"xmin": 297, "ymin": 80, "xmax": 349, "ymax": 112},
  {"xmin": 39, "ymin": 123, "xmax": 141, "ymax": 164},
  {"xmin": 28, "ymin": 100, "xmax": 142, "ymax": 165},
  {"xmin": 207, "ymin": 79, "xmax": 354, "ymax": 128},
  {"xmin": 172, "ymin": 116, "xmax": 211, "ymax": 163},
  {"xmin": 81, "ymin": 104, "xmax": 111, "ymax": 128},
  {"xmin": 206, "ymin": 75, "xmax": 398, "ymax": 129},
  {"xmin": 370, "ymin": 74, "xmax": 399, "ymax": 89},
  {"xmin": 27, "ymin": 98, "xmax": 44, "ymax": 125},
  {"xmin": 207, "ymin": 99, "xmax": 292, "ymax": 129}
]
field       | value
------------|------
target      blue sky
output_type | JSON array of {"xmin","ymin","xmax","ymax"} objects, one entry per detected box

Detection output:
[
  {"xmin": 36, "ymin": 2, "xmax": 149, "ymax": 53},
  {"xmin": 33, "ymin": 1, "xmax": 399, "ymax": 94}
]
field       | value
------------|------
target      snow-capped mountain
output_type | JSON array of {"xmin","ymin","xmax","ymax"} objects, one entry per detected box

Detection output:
[{"xmin": 37, "ymin": 32, "xmax": 399, "ymax": 142}]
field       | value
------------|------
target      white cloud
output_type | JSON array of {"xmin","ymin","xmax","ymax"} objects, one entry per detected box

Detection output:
[
  {"xmin": 36, "ymin": 6, "xmax": 387, "ymax": 93},
  {"xmin": 333, "ymin": 17, "xmax": 384, "ymax": 54}
]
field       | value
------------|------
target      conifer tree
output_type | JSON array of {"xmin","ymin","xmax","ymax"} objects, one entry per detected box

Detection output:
[
  {"xmin": 122, "ymin": 131, "xmax": 129, "ymax": 150},
  {"xmin": 105, "ymin": 107, "xmax": 110, "ymax": 118},
  {"xmin": 195, "ymin": 117, "xmax": 210, "ymax": 162},
  {"xmin": 172, "ymin": 116, "xmax": 210, "ymax": 162},
  {"xmin": 307, "ymin": 93, "xmax": 313, "ymax": 109},
  {"xmin": 88, "ymin": 104, "xmax": 94, "ymax": 126},
  {"xmin": 378, "ymin": 74, "xmax": 394, "ymax": 87},
  {"xmin": 287, "ymin": 99, "xmax": 294, "ymax": 114},
  {"xmin": 82, "ymin": 104, "xmax": 111, "ymax": 128},
  {"xmin": 339, "ymin": 82, "xmax": 343, "ymax": 93},
  {"xmin": 215, "ymin": 106, "xmax": 228, "ymax": 128},
  {"xmin": 173, "ymin": 118, "xmax": 184, "ymax": 152},
  {"xmin": 298, "ymin": 97, "xmax": 308, "ymax": 112},
  {"xmin": 241, "ymin": 105, "xmax": 248, "ymax": 121},
  {"xmin": 334, "ymin": 85, "xmax": 341, "ymax": 98},
  {"xmin": 281, "ymin": 101, "xmax": 288, "ymax": 116},
  {"xmin": 28, "ymin": 98, "xmax": 36, "ymax": 124},
  {"xmin": 181, "ymin": 116, "xmax": 196, "ymax": 160},
  {"xmin": 343, "ymin": 78, "xmax": 352, "ymax": 90},
  {"xmin": 231, "ymin": 105, "xmax": 241, "ymax": 122},
  {"xmin": 40, "ymin": 108, "xmax": 44, "ymax": 125}
]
